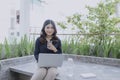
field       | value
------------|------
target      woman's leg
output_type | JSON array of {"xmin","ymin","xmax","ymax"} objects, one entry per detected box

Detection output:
[
  {"xmin": 44, "ymin": 67, "xmax": 57, "ymax": 80},
  {"xmin": 31, "ymin": 67, "xmax": 47, "ymax": 80}
]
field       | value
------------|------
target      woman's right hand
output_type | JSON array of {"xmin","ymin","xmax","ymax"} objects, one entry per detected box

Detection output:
[{"xmin": 47, "ymin": 41, "xmax": 57, "ymax": 52}]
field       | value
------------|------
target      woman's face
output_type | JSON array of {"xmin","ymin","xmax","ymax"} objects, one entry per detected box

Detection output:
[{"xmin": 45, "ymin": 24, "xmax": 55, "ymax": 36}]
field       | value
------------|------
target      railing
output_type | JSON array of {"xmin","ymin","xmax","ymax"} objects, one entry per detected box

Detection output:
[
  {"xmin": 30, "ymin": 32, "xmax": 120, "ymax": 59},
  {"xmin": 29, "ymin": 32, "xmax": 120, "ymax": 41}
]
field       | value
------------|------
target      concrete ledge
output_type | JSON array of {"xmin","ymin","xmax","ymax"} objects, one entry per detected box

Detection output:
[
  {"xmin": 1, "ymin": 54, "xmax": 120, "ymax": 80},
  {"xmin": 0, "ymin": 55, "xmax": 34, "ymax": 80},
  {"xmin": 9, "ymin": 63, "xmax": 35, "ymax": 76},
  {"xmin": 9, "ymin": 62, "xmax": 61, "ymax": 80},
  {"xmin": 9, "ymin": 54, "xmax": 120, "ymax": 80},
  {"xmin": 64, "ymin": 54, "xmax": 120, "ymax": 67},
  {"xmin": 0, "ymin": 55, "xmax": 34, "ymax": 67}
]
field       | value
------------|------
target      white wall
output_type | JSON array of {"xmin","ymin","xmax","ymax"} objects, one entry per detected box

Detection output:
[
  {"xmin": 30, "ymin": 0, "xmax": 103, "ymax": 34},
  {"xmin": 0, "ymin": 0, "xmax": 19, "ymax": 43},
  {"xmin": 0, "ymin": 0, "xmax": 103, "ymax": 43}
]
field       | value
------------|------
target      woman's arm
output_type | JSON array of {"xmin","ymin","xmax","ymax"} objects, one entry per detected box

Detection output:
[
  {"xmin": 34, "ymin": 38, "xmax": 40, "ymax": 62},
  {"xmin": 55, "ymin": 39, "xmax": 62, "ymax": 54},
  {"xmin": 47, "ymin": 39, "xmax": 62, "ymax": 54}
]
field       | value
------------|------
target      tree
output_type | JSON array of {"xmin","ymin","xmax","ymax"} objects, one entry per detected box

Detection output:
[{"xmin": 58, "ymin": 0, "xmax": 120, "ymax": 58}]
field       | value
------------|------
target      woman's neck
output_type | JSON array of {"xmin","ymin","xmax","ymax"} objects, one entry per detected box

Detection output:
[{"xmin": 46, "ymin": 36, "xmax": 52, "ymax": 41}]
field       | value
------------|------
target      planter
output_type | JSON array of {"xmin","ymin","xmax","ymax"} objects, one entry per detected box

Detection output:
[
  {"xmin": 0, "ymin": 54, "xmax": 120, "ymax": 80},
  {"xmin": 0, "ymin": 55, "xmax": 34, "ymax": 80},
  {"xmin": 64, "ymin": 54, "xmax": 120, "ymax": 67}
]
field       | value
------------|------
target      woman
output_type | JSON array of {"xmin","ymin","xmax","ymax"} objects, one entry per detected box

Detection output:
[{"xmin": 31, "ymin": 19, "xmax": 62, "ymax": 80}]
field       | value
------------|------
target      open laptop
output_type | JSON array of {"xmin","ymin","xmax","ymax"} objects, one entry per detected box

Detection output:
[{"xmin": 38, "ymin": 53, "xmax": 64, "ymax": 67}]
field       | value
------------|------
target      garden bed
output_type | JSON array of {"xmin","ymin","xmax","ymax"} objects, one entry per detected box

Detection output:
[{"xmin": 0, "ymin": 54, "xmax": 120, "ymax": 80}]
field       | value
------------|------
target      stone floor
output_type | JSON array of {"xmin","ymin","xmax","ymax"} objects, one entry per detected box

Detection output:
[
  {"xmin": 59, "ymin": 61, "xmax": 120, "ymax": 80},
  {"xmin": 10, "ymin": 60, "xmax": 120, "ymax": 80}
]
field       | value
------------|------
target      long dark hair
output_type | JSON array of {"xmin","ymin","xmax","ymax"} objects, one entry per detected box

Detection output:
[{"xmin": 40, "ymin": 19, "xmax": 59, "ymax": 44}]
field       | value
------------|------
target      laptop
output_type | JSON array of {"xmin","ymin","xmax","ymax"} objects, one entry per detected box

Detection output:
[{"xmin": 38, "ymin": 53, "xmax": 64, "ymax": 67}]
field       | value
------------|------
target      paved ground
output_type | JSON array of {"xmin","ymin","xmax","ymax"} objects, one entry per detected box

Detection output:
[
  {"xmin": 59, "ymin": 60, "xmax": 120, "ymax": 80},
  {"xmin": 10, "ymin": 60, "xmax": 120, "ymax": 80}
]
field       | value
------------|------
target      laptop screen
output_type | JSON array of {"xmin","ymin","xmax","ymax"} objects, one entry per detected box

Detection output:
[{"xmin": 38, "ymin": 53, "xmax": 64, "ymax": 67}]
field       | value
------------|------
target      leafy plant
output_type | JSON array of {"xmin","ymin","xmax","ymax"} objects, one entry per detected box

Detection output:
[
  {"xmin": 59, "ymin": 0, "xmax": 120, "ymax": 58},
  {"xmin": 4, "ymin": 38, "xmax": 11, "ymax": 58},
  {"xmin": 10, "ymin": 38, "xmax": 19, "ymax": 57},
  {"xmin": 83, "ymin": 0, "xmax": 120, "ymax": 58},
  {"xmin": 0, "ymin": 43, "xmax": 2, "ymax": 59},
  {"xmin": 0, "ymin": 34, "xmax": 35, "ymax": 60},
  {"xmin": 18, "ymin": 35, "xmax": 33, "ymax": 56},
  {"xmin": 111, "ymin": 35, "xmax": 120, "ymax": 58}
]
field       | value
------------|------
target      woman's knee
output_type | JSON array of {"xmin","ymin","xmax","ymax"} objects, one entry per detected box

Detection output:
[
  {"xmin": 31, "ymin": 68, "xmax": 47, "ymax": 80},
  {"xmin": 38, "ymin": 68, "xmax": 47, "ymax": 74},
  {"xmin": 47, "ymin": 68, "xmax": 57, "ymax": 75}
]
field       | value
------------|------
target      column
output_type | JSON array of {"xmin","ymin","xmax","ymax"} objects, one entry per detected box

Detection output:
[{"xmin": 20, "ymin": 0, "xmax": 31, "ymax": 38}]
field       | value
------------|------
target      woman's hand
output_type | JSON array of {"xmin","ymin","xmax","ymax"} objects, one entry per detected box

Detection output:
[{"xmin": 47, "ymin": 41, "xmax": 57, "ymax": 52}]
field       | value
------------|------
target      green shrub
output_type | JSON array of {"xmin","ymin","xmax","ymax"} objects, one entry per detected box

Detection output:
[
  {"xmin": 59, "ymin": 0, "xmax": 120, "ymax": 59},
  {"xmin": 0, "ymin": 35, "xmax": 35, "ymax": 60},
  {"xmin": 0, "ymin": 43, "xmax": 2, "ymax": 59},
  {"xmin": 4, "ymin": 38, "xmax": 11, "ymax": 59}
]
